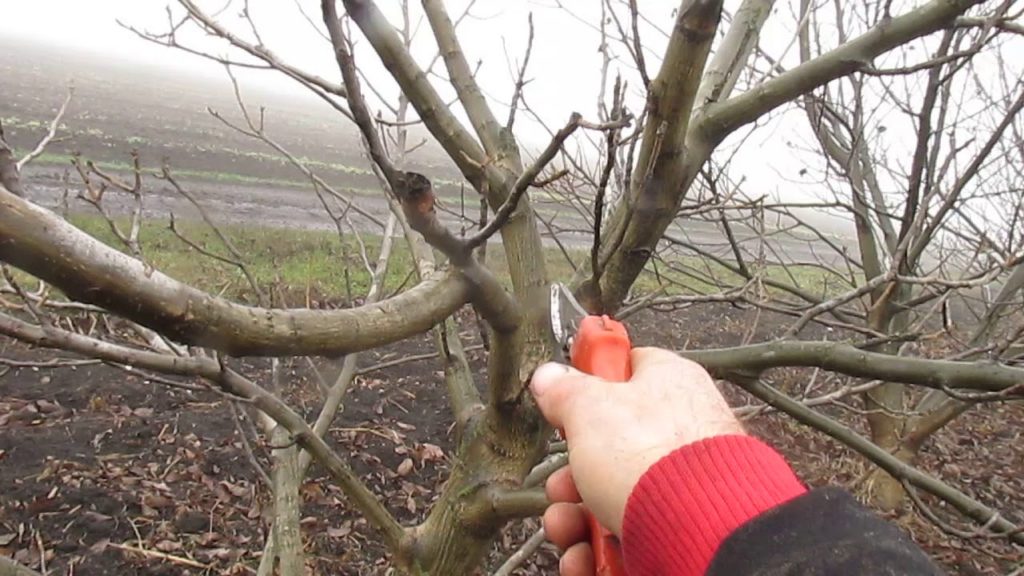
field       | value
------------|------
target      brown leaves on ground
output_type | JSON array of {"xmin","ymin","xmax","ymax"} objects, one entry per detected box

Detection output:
[{"xmin": 1, "ymin": 307, "xmax": 1021, "ymax": 574}]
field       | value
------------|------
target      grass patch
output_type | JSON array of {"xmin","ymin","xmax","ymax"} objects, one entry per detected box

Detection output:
[
  {"xmin": 28, "ymin": 214, "xmax": 838, "ymax": 309},
  {"xmin": 67, "ymin": 214, "xmax": 416, "ymax": 304}
]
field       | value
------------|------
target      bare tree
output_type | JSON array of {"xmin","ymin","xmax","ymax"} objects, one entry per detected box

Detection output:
[{"xmin": 2, "ymin": 0, "xmax": 1023, "ymax": 574}]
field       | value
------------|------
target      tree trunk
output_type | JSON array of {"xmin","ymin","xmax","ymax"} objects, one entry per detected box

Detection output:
[
  {"xmin": 258, "ymin": 426, "xmax": 304, "ymax": 576},
  {"xmin": 863, "ymin": 444, "xmax": 918, "ymax": 511},
  {"xmin": 396, "ymin": 406, "xmax": 547, "ymax": 575},
  {"xmin": 862, "ymin": 284, "xmax": 913, "ymax": 511}
]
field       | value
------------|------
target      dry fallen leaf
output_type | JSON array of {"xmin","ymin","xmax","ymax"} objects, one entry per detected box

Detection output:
[
  {"xmin": 327, "ymin": 523, "xmax": 352, "ymax": 539},
  {"xmin": 143, "ymin": 493, "xmax": 174, "ymax": 509},
  {"xmin": 396, "ymin": 458, "xmax": 414, "ymax": 477},
  {"xmin": 415, "ymin": 443, "xmax": 445, "ymax": 464},
  {"xmin": 155, "ymin": 539, "xmax": 182, "ymax": 552}
]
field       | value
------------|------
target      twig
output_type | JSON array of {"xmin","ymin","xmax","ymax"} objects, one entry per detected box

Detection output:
[
  {"xmin": 229, "ymin": 401, "xmax": 272, "ymax": 489},
  {"xmin": 524, "ymin": 452, "xmax": 568, "ymax": 488},
  {"xmin": 17, "ymin": 87, "xmax": 74, "ymax": 171},
  {"xmin": 465, "ymin": 113, "xmax": 584, "ymax": 250},
  {"xmin": 355, "ymin": 344, "xmax": 485, "ymax": 376},
  {"xmin": 493, "ymin": 528, "xmax": 547, "ymax": 576},
  {"xmin": 590, "ymin": 76, "xmax": 625, "ymax": 292},
  {"xmin": 505, "ymin": 14, "xmax": 536, "ymax": 131},
  {"xmin": 110, "ymin": 542, "xmax": 209, "ymax": 569},
  {"xmin": 160, "ymin": 167, "xmax": 266, "ymax": 304}
]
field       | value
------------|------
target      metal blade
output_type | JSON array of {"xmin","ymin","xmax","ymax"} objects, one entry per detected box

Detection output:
[{"xmin": 549, "ymin": 282, "xmax": 587, "ymax": 352}]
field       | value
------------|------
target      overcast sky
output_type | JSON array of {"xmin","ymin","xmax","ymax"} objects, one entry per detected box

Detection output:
[{"xmin": 0, "ymin": 1, "xmax": 813, "ymax": 191}]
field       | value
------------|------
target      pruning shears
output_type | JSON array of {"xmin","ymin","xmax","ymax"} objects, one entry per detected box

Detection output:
[{"xmin": 549, "ymin": 282, "xmax": 632, "ymax": 576}]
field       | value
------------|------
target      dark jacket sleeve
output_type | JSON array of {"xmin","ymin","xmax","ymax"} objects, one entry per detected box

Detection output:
[{"xmin": 707, "ymin": 487, "xmax": 944, "ymax": 575}]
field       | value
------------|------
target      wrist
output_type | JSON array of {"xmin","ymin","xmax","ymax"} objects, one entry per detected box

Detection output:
[{"xmin": 621, "ymin": 435, "xmax": 807, "ymax": 576}]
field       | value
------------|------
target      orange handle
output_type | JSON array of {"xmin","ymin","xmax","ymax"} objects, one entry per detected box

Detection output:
[{"xmin": 569, "ymin": 315, "xmax": 631, "ymax": 576}]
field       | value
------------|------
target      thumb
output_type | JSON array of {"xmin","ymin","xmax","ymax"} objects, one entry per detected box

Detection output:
[{"xmin": 530, "ymin": 362, "xmax": 601, "ymax": 429}]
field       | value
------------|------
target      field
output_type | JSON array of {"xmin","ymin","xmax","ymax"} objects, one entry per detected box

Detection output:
[{"xmin": 1, "ymin": 35, "xmax": 1022, "ymax": 576}]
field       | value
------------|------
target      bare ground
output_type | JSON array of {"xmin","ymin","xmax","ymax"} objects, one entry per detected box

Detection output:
[{"xmin": 1, "ymin": 305, "xmax": 1021, "ymax": 575}]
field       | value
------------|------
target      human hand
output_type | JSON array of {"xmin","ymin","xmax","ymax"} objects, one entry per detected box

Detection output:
[{"xmin": 530, "ymin": 347, "xmax": 744, "ymax": 576}]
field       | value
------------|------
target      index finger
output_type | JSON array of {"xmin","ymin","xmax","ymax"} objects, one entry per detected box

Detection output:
[{"xmin": 630, "ymin": 347, "xmax": 708, "ymax": 380}]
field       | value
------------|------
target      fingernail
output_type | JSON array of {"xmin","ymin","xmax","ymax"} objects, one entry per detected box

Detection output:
[{"xmin": 531, "ymin": 362, "xmax": 567, "ymax": 396}]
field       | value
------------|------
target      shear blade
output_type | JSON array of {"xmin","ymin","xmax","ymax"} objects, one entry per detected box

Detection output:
[{"xmin": 549, "ymin": 283, "xmax": 586, "ymax": 353}]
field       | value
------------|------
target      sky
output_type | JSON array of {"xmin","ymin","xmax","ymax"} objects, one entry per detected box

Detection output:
[
  {"xmin": 0, "ymin": 1, "xmax": 805, "ymax": 188},
  {"xmin": 2, "ymin": 0, "xmax": 1019, "ymax": 239}
]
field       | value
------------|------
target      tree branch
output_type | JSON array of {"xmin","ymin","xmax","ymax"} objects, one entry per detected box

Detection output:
[
  {"xmin": 583, "ymin": 0, "xmax": 724, "ymax": 312},
  {"xmin": 0, "ymin": 312, "xmax": 407, "ymax": 550},
  {"xmin": 736, "ymin": 377, "xmax": 1023, "ymax": 546},
  {"xmin": 390, "ymin": 171, "xmax": 521, "ymax": 333},
  {"xmin": 0, "ymin": 124, "xmax": 25, "ymax": 198},
  {"xmin": 487, "ymin": 487, "xmax": 548, "ymax": 520},
  {"xmin": 464, "ymin": 113, "xmax": 583, "ymax": 250},
  {"xmin": 685, "ymin": 340, "xmax": 1024, "ymax": 394},
  {"xmin": 341, "ymin": 0, "xmax": 492, "ymax": 190},
  {"xmin": 695, "ymin": 0, "xmax": 775, "ymax": 106},
  {"xmin": 17, "ymin": 86, "xmax": 74, "ymax": 171},
  {"xmin": 177, "ymin": 0, "xmax": 349, "ymax": 100},
  {"xmin": 0, "ymin": 187, "xmax": 470, "ymax": 356},
  {"xmin": 422, "ymin": 0, "xmax": 507, "ymax": 157},
  {"xmin": 493, "ymin": 528, "xmax": 547, "ymax": 576},
  {"xmin": 699, "ymin": 0, "xmax": 984, "ymax": 140}
]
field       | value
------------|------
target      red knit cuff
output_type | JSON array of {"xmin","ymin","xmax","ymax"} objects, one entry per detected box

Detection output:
[{"xmin": 621, "ymin": 435, "xmax": 807, "ymax": 576}]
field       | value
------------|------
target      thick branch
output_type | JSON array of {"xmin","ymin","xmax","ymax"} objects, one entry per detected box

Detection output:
[
  {"xmin": 685, "ymin": 341, "xmax": 1024, "ymax": 394},
  {"xmin": 422, "ymin": 0, "xmax": 506, "ymax": 156},
  {"xmin": 487, "ymin": 487, "xmax": 549, "ymax": 520},
  {"xmin": 341, "ymin": 0, "xmax": 491, "ymax": 189},
  {"xmin": 391, "ymin": 171, "xmax": 521, "ymax": 333},
  {"xmin": 700, "ymin": 0, "xmax": 983, "ymax": 139},
  {"xmin": 322, "ymin": 0, "xmax": 396, "ymax": 181},
  {"xmin": 434, "ymin": 318, "xmax": 483, "ymax": 434},
  {"xmin": 695, "ymin": 0, "xmax": 775, "ymax": 106},
  {"xmin": 583, "ymin": 0, "xmax": 723, "ymax": 312},
  {"xmin": 0, "ymin": 188, "xmax": 470, "ymax": 356}
]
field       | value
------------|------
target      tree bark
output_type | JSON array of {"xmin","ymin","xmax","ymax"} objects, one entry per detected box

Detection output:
[{"xmin": 0, "ymin": 187, "xmax": 470, "ymax": 356}]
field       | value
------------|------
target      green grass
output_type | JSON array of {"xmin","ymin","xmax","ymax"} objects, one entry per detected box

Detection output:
[
  {"xmin": 67, "ymin": 214, "xmax": 590, "ymax": 303},
  {"xmin": 68, "ymin": 214, "xmax": 417, "ymax": 304},
  {"xmin": 51, "ymin": 214, "xmax": 839, "ymax": 308}
]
